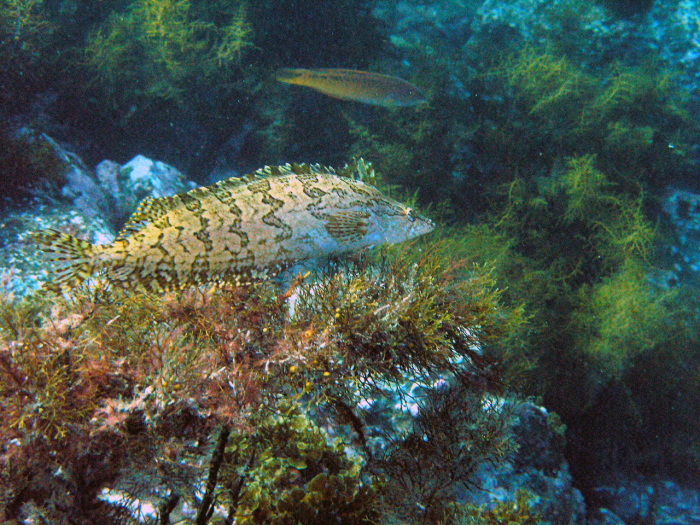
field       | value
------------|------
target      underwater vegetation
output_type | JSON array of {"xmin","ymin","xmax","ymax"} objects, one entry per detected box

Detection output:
[
  {"xmin": 571, "ymin": 259, "xmax": 677, "ymax": 375},
  {"xmin": 464, "ymin": 47, "xmax": 697, "ymax": 479},
  {"xmin": 247, "ymin": 0, "xmax": 382, "ymax": 68},
  {"xmin": 376, "ymin": 383, "xmax": 518, "ymax": 523},
  {"xmin": 2, "ymin": 0, "xmax": 700, "ymax": 509},
  {"xmin": 84, "ymin": 0, "xmax": 253, "ymax": 106},
  {"xmin": 0, "ymin": 0, "xmax": 61, "ymax": 114},
  {"xmin": 484, "ymin": 47, "xmax": 690, "ymax": 186},
  {"xmin": 485, "ymin": 151, "xmax": 685, "ymax": 387},
  {"xmin": 205, "ymin": 403, "xmax": 381, "ymax": 525},
  {"xmin": 345, "ymin": 97, "xmax": 459, "ymax": 216},
  {"xmin": 339, "ymin": 37, "xmax": 700, "ymax": 483},
  {"xmin": 0, "ymin": 0, "xmax": 48, "ymax": 44},
  {"xmin": 438, "ymin": 489, "xmax": 541, "ymax": 525},
  {"xmin": 0, "ymin": 238, "xmax": 524, "ymax": 523},
  {"xmin": 0, "ymin": 0, "xmax": 260, "ymax": 179}
]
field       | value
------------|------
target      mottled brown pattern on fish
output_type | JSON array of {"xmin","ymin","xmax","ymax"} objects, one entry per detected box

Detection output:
[{"xmin": 33, "ymin": 160, "xmax": 434, "ymax": 292}]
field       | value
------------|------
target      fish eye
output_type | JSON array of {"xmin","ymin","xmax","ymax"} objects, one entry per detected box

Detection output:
[{"xmin": 406, "ymin": 208, "xmax": 415, "ymax": 222}]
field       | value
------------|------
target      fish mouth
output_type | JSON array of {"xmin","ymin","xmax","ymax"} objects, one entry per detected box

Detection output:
[
  {"xmin": 419, "ymin": 217, "xmax": 435, "ymax": 231},
  {"xmin": 411, "ymin": 218, "xmax": 435, "ymax": 237}
]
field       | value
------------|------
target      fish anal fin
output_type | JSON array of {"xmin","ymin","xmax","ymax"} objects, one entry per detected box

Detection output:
[{"xmin": 324, "ymin": 211, "xmax": 369, "ymax": 242}]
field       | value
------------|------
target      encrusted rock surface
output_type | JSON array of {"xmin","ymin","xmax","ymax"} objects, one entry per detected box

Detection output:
[{"xmin": 462, "ymin": 402, "xmax": 587, "ymax": 525}]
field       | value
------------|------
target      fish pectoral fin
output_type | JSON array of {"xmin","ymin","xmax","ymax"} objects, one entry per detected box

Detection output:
[{"xmin": 324, "ymin": 211, "xmax": 369, "ymax": 242}]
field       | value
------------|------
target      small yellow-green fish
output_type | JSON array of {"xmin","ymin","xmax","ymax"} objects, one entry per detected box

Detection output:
[
  {"xmin": 32, "ymin": 159, "xmax": 434, "ymax": 293},
  {"xmin": 275, "ymin": 68, "xmax": 427, "ymax": 107}
]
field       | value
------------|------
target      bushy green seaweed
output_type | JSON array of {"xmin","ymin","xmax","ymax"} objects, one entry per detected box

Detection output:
[
  {"xmin": 571, "ymin": 259, "xmax": 677, "ymax": 376},
  {"xmin": 220, "ymin": 404, "xmax": 378, "ymax": 525},
  {"xmin": 489, "ymin": 152, "xmax": 678, "ymax": 379},
  {"xmin": 438, "ymin": 490, "xmax": 542, "ymax": 525},
  {"xmin": 474, "ymin": 47, "xmax": 690, "ymax": 187},
  {"xmin": 0, "ymin": 0, "xmax": 47, "ymax": 43},
  {"xmin": 84, "ymin": 0, "xmax": 253, "ymax": 105}
]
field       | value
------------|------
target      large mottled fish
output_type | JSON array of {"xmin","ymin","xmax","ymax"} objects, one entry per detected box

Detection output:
[
  {"xmin": 275, "ymin": 68, "xmax": 428, "ymax": 107},
  {"xmin": 32, "ymin": 159, "xmax": 434, "ymax": 293}
]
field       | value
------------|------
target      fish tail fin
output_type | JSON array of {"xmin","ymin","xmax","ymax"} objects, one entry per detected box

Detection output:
[{"xmin": 31, "ymin": 230, "xmax": 100, "ymax": 292}]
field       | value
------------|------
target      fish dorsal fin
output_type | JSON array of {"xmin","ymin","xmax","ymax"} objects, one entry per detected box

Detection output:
[
  {"xmin": 324, "ymin": 210, "xmax": 369, "ymax": 242},
  {"xmin": 253, "ymin": 162, "xmax": 337, "ymax": 178},
  {"xmin": 207, "ymin": 171, "xmax": 261, "ymax": 193},
  {"xmin": 251, "ymin": 158, "xmax": 374, "ymax": 182},
  {"xmin": 117, "ymin": 178, "xmax": 248, "ymax": 238},
  {"xmin": 116, "ymin": 158, "xmax": 375, "ymax": 239},
  {"xmin": 337, "ymin": 157, "xmax": 375, "ymax": 184},
  {"xmin": 118, "ymin": 195, "xmax": 177, "ymax": 238}
]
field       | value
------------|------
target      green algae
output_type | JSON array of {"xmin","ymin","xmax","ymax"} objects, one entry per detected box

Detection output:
[
  {"xmin": 438, "ymin": 490, "xmax": 542, "ymax": 525},
  {"xmin": 84, "ymin": 0, "xmax": 253, "ymax": 106},
  {"xmin": 572, "ymin": 259, "xmax": 677, "ymax": 376}
]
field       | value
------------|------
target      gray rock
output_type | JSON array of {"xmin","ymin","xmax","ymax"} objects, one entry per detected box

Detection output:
[
  {"xmin": 119, "ymin": 154, "xmax": 192, "ymax": 201},
  {"xmin": 662, "ymin": 187, "xmax": 700, "ymax": 277},
  {"xmin": 589, "ymin": 477, "xmax": 700, "ymax": 525},
  {"xmin": 62, "ymin": 164, "xmax": 111, "ymax": 221},
  {"xmin": 462, "ymin": 402, "xmax": 586, "ymax": 525},
  {"xmin": 589, "ymin": 507, "xmax": 627, "ymax": 525},
  {"xmin": 96, "ymin": 160, "xmax": 122, "ymax": 197},
  {"xmin": 96, "ymin": 155, "xmax": 195, "ymax": 227},
  {"xmin": 39, "ymin": 135, "xmax": 195, "ymax": 230},
  {"xmin": 646, "ymin": 0, "xmax": 700, "ymax": 84}
]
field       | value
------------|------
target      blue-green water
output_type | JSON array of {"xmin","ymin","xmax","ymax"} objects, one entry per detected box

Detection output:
[{"xmin": 1, "ymin": 0, "xmax": 700, "ymax": 523}]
